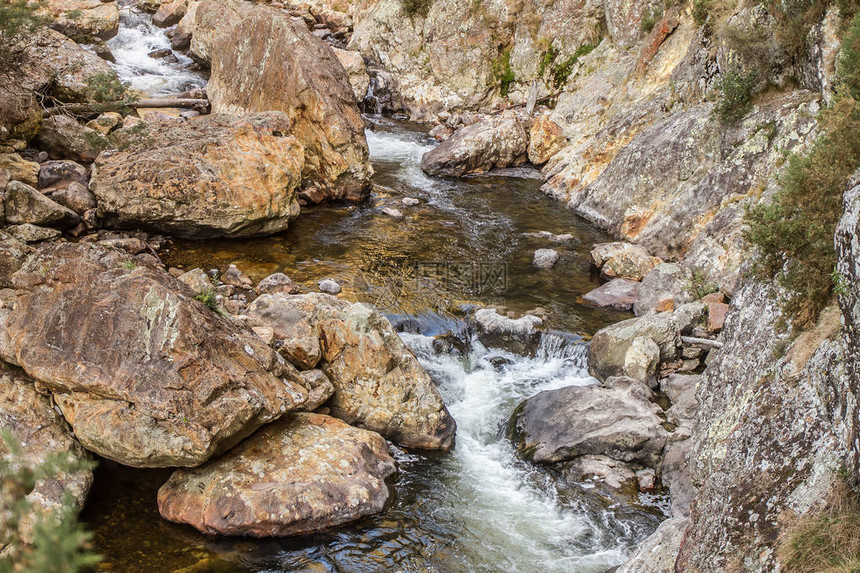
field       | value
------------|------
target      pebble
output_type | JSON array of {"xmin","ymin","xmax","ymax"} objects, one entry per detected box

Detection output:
[
  {"xmin": 533, "ymin": 248, "xmax": 559, "ymax": 269},
  {"xmin": 401, "ymin": 197, "xmax": 420, "ymax": 206},
  {"xmin": 318, "ymin": 278, "xmax": 341, "ymax": 295},
  {"xmin": 382, "ymin": 207, "xmax": 404, "ymax": 218}
]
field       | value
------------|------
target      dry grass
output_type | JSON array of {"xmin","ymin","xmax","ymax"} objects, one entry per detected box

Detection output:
[{"xmin": 778, "ymin": 475, "xmax": 860, "ymax": 573}]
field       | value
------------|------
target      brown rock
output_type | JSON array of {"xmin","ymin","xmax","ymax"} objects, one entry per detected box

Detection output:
[
  {"xmin": 707, "ymin": 302, "xmax": 729, "ymax": 332},
  {"xmin": 582, "ymin": 278, "xmax": 641, "ymax": 311},
  {"xmin": 90, "ymin": 113, "xmax": 305, "ymax": 239},
  {"xmin": 0, "ymin": 233, "xmax": 31, "ymax": 288},
  {"xmin": 44, "ymin": 181, "xmax": 96, "ymax": 215},
  {"xmin": 153, "ymin": 0, "xmax": 187, "ymax": 27},
  {"xmin": 527, "ymin": 116, "xmax": 566, "ymax": 165},
  {"xmin": 39, "ymin": 0, "xmax": 120, "ymax": 39},
  {"xmin": 207, "ymin": 4, "xmax": 372, "ymax": 202},
  {"xmin": 590, "ymin": 242, "xmax": 662, "ymax": 282},
  {"xmin": 221, "ymin": 264, "xmax": 252, "ymax": 288},
  {"xmin": 256, "ymin": 272, "xmax": 299, "ymax": 295},
  {"xmin": 157, "ymin": 413, "xmax": 396, "ymax": 537},
  {"xmin": 7, "ymin": 243, "xmax": 309, "ymax": 467},
  {"xmin": 298, "ymin": 369, "xmax": 335, "ymax": 411},
  {"xmin": 85, "ymin": 112, "xmax": 123, "ymax": 135},
  {"xmin": 246, "ymin": 293, "xmax": 456, "ymax": 449}
]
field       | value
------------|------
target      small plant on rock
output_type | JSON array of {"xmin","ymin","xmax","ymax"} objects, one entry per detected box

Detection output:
[
  {"xmin": 0, "ymin": 431, "xmax": 100, "ymax": 573},
  {"xmin": 195, "ymin": 288, "xmax": 219, "ymax": 312},
  {"xmin": 492, "ymin": 48, "xmax": 516, "ymax": 96},
  {"xmin": 714, "ymin": 69, "xmax": 757, "ymax": 123}
]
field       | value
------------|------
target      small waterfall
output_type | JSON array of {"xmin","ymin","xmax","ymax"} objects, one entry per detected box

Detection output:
[{"xmin": 106, "ymin": 7, "xmax": 206, "ymax": 95}]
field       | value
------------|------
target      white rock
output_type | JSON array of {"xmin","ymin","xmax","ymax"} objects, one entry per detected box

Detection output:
[
  {"xmin": 533, "ymin": 248, "xmax": 559, "ymax": 269},
  {"xmin": 318, "ymin": 278, "xmax": 342, "ymax": 295}
]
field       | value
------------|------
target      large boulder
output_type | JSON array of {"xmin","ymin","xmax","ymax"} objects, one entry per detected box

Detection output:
[
  {"xmin": 90, "ymin": 113, "xmax": 305, "ymax": 239},
  {"xmin": 0, "ymin": 364, "xmax": 93, "ymax": 539},
  {"xmin": 614, "ymin": 516, "xmax": 689, "ymax": 573},
  {"xmin": 206, "ymin": 4, "xmax": 372, "ymax": 202},
  {"xmin": 421, "ymin": 112, "xmax": 528, "ymax": 177},
  {"xmin": 588, "ymin": 313, "xmax": 680, "ymax": 382},
  {"xmin": 590, "ymin": 242, "xmax": 662, "ymax": 282},
  {"xmin": 472, "ymin": 308, "xmax": 543, "ymax": 355},
  {"xmin": 6, "ymin": 243, "xmax": 309, "ymax": 467},
  {"xmin": 246, "ymin": 293, "xmax": 456, "ymax": 450},
  {"xmin": 157, "ymin": 413, "xmax": 396, "ymax": 537},
  {"xmin": 34, "ymin": 116, "xmax": 104, "ymax": 163},
  {"xmin": 509, "ymin": 378, "xmax": 667, "ymax": 467}
]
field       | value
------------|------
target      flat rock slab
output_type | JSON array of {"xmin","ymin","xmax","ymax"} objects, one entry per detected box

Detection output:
[
  {"xmin": 157, "ymin": 412, "xmax": 396, "ymax": 537},
  {"xmin": 583, "ymin": 278, "xmax": 641, "ymax": 311},
  {"xmin": 7, "ymin": 243, "xmax": 308, "ymax": 467}
]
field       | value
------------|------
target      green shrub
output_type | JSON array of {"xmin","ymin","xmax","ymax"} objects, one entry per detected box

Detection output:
[
  {"xmin": 0, "ymin": 432, "xmax": 100, "ymax": 573},
  {"xmin": 538, "ymin": 43, "xmax": 594, "ymax": 90},
  {"xmin": 492, "ymin": 48, "xmax": 516, "ymax": 96},
  {"xmin": 0, "ymin": 0, "xmax": 44, "ymax": 41},
  {"xmin": 744, "ymin": 11, "xmax": 860, "ymax": 329},
  {"xmin": 641, "ymin": 6, "xmax": 663, "ymax": 32},
  {"xmin": 714, "ymin": 69, "xmax": 758, "ymax": 123},
  {"xmin": 400, "ymin": 0, "xmax": 431, "ymax": 17},
  {"xmin": 84, "ymin": 72, "xmax": 133, "ymax": 104},
  {"xmin": 692, "ymin": 0, "xmax": 711, "ymax": 26},
  {"xmin": 195, "ymin": 288, "xmax": 219, "ymax": 312}
]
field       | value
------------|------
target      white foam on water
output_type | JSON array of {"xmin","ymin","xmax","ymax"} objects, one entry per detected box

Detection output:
[
  {"xmin": 400, "ymin": 332, "xmax": 631, "ymax": 572},
  {"xmin": 106, "ymin": 8, "xmax": 206, "ymax": 95}
]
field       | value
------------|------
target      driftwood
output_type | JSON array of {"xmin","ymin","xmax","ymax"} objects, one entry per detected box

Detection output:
[
  {"xmin": 680, "ymin": 336, "xmax": 724, "ymax": 350},
  {"xmin": 46, "ymin": 98, "xmax": 210, "ymax": 116}
]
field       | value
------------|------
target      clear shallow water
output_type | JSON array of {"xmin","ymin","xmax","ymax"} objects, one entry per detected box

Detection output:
[
  {"xmin": 82, "ymin": 123, "xmax": 666, "ymax": 572},
  {"xmin": 106, "ymin": 7, "xmax": 206, "ymax": 95}
]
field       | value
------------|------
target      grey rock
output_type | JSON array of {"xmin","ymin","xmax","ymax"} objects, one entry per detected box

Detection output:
[
  {"xmin": 634, "ymin": 263, "xmax": 695, "ymax": 316},
  {"xmin": 5, "ymin": 181, "xmax": 79, "ymax": 229},
  {"xmin": 221, "ymin": 264, "xmax": 252, "ymax": 288},
  {"xmin": 588, "ymin": 313, "xmax": 680, "ymax": 382},
  {"xmin": 381, "ymin": 206, "xmax": 403, "ymax": 218},
  {"xmin": 38, "ymin": 160, "xmax": 88, "ymax": 189},
  {"xmin": 34, "ymin": 115, "xmax": 104, "ymax": 163},
  {"xmin": 473, "ymin": 308, "xmax": 542, "ymax": 355},
  {"xmin": 623, "ymin": 336, "xmax": 660, "ymax": 386},
  {"xmin": 510, "ymin": 381, "xmax": 667, "ymax": 467},
  {"xmin": 615, "ymin": 516, "xmax": 689, "ymax": 573},
  {"xmin": 583, "ymin": 278, "xmax": 640, "ymax": 311},
  {"xmin": 401, "ymin": 197, "xmax": 420, "ymax": 206},
  {"xmin": 533, "ymin": 248, "xmax": 559, "ymax": 269},
  {"xmin": 421, "ymin": 112, "xmax": 528, "ymax": 177},
  {"xmin": 257, "ymin": 272, "xmax": 299, "ymax": 295},
  {"xmin": 673, "ymin": 302, "xmax": 707, "ymax": 335},
  {"xmin": 318, "ymin": 278, "xmax": 341, "ymax": 295}
]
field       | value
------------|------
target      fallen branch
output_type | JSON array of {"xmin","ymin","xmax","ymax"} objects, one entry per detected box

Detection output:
[
  {"xmin": 46, "ymin": 98, "xmax": 210, "ymax": 116},
  {"xmin": 680, "ymin": 336, "xmax": 724, "ymax": 350}
]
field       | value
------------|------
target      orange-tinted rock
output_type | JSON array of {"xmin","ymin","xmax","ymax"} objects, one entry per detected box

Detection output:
[
  {"xmin": 207, "ymin": 4, "xmax": 372, "ymax": 202},
  {"xmin": 157, "ymin": 413, "xmax": 396, "ymax": 537},
  {"xmin": 707, "ymin": 302, "xmax": 729, "ymax": 332},
  {"xmin": 90, "ymin": 113, "xmax": 305, "ymax": 239},
  {"xmin": 528, "ymin": 116, "xmax": 566, "ymax": 165}
]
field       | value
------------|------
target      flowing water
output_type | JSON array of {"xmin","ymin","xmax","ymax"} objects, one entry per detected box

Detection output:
[{"xmin": 83, "ymin": 18, "xmax": 668, "ymax": 573}]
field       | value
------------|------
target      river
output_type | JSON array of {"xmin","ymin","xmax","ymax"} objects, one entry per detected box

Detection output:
[{"xmin": 82, "ymin": 10, "xmax": 667, "ymax": 572}]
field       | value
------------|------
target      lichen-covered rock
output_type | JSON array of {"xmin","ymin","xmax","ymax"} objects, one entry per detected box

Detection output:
[
  {"xmin": 206, "ymin": 4, "xmax": 372, "ymax": 202},
  {"xmin": 38, "ymin": 160, "xmax": 88, "ymax": 190},
  {"xmin": 0, "ymin": 154, "xmax": 39, "ymax": 188},
  {"xmin": 6, "ymin": 243, "xmax": 308, "ymax": 467},
  {"xmin": 510, "ymin": 379, "xmax": 667, "ymax": 466},
  {"xmin": 835, "ymin": 170, "xmax": 860, "ymax": 424},
  {"xmin": 157, "ymin": 413, "xmax": 396, "ymax": 537},
  {"xmin": 333, "ymin": 47, "xmax": 371, "ymax": 102},
  {"xmin": 0, "ymin": 364, "xmax": 93, "ymax": 542},
  {"xmin": 590, "ymin": 242, "xmax": 662, "ymax": 282},
  {"xmin": 677, "ymin": 279, "xmax": 853, "ymax": 571},
  {"xmin": 246, "ymin": 293, "xmax": 456, "ymax": 450},
  {"xmin": 4, "ymin": 180, "xmax": 80, "ymax": 229},
  {"xmin": 614, "ymin": 516, "xmax": 689, "ymax": 573},
  {"xmin": 90, "ymin": 113, "xmax": 304, "ymax": 239},
  {"xmin": 588, "ymin": 313, "xmax": 679, "ymax": 382},
  {"xmin": 46, "ymin": 182, "xmax": 96, "ymax": 215},
  {"xmin": 421, "ymin": 112, "xmax": 527, "ymax": 177},
  {"xmin": 633, "ymin": 263, "xmax": 694, "ymax": 316},
  {"xmin": 34, "ymin": 116, "xmax": 104, "ymax": 163}
]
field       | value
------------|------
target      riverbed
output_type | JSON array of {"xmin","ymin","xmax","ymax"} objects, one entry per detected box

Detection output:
[{"xmin": 82, "ymin": 11, "xmax": 668, "ymax": 572}]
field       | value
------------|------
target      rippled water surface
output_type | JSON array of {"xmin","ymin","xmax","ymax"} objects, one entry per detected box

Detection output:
[{"xmin": 83, "ymin": 19, "xmax": 667, "ymax": 572}]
